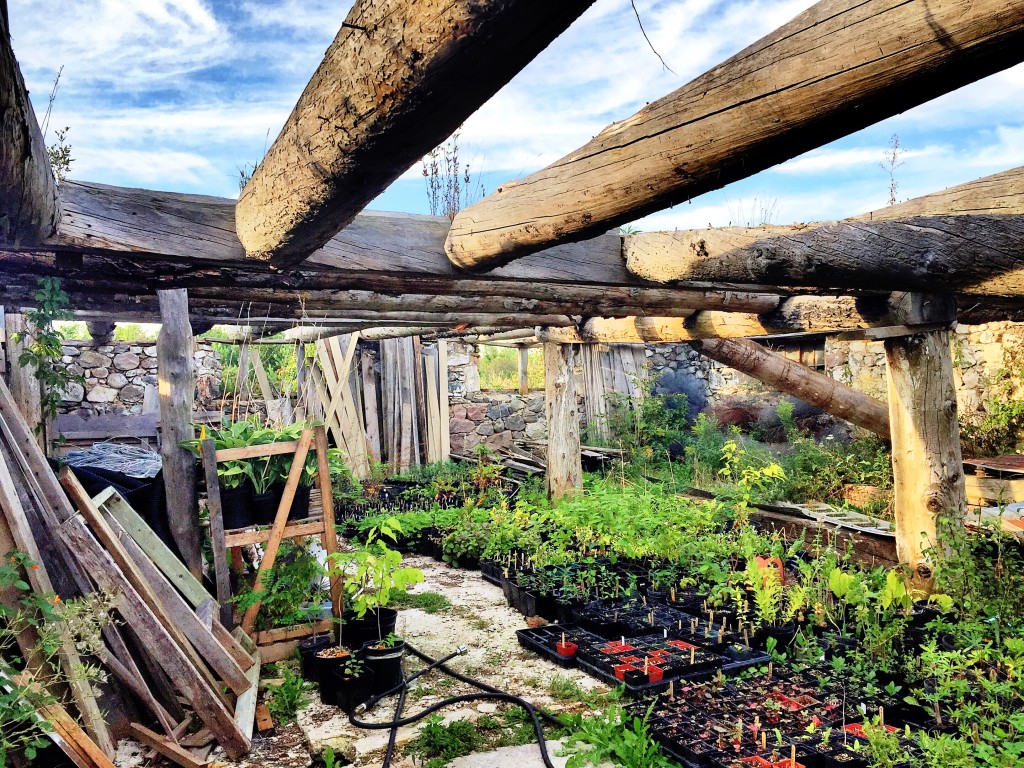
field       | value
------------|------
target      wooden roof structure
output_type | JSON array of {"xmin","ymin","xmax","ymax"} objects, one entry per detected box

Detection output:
[{"xmin": 4, "ymin": 0, "xmax": 1024, "ymax": 586}]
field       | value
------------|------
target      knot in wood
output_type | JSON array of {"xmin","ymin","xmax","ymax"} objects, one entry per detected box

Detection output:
[
  {"xmin": 915, "ymin": 563, "xmax": 933, "ymax": 580},
  {"xmin": 924, "ymin": 489, "xmax": 947, "ymax": 515}
]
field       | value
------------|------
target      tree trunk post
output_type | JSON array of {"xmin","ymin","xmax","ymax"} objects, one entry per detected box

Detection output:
[
  {"xmin": 157, "ymin": 289, "xmax": 201, "ymax": 577},
  {"xmin": 884, "ymin": 315, "xmax": 966, "ymax": 592},
  {"xmin": 518, "ymin": 346, "xmax": 529, "ymax": 395},
  {"xmin": 544, "ymin": 342, "xmax": 581, "ymax": 502}
]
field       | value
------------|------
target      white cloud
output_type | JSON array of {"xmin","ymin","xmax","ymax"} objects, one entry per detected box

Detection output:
[
  {"xmin": 776, "ymin": 145, "xmax": 945, "ymax": 175},
  {"xmin": 72, "ymin": 148, "xmax": 217, "ymax": 188}
]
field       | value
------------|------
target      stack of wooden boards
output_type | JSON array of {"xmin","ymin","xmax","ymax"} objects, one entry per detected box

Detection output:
[{"xmin": 0, "ymin": 376, "xmax": 260, "ymax": 768}]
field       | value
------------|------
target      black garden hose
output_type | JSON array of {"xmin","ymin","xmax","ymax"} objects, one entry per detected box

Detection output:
[{"xmin": 348, "ymin": 641, "xmax": 562, "ymax": 768}]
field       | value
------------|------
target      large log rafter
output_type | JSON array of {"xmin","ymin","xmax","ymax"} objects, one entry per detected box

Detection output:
[
  {"xmin": 445, "ymin": 0, "xmax": 1024, "ymax": 269},
  {"xmin": 235, "ymin": 0, "xmax": 595, "ymax": 266}
]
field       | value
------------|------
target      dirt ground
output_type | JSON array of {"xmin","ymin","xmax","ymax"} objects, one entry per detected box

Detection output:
[{"xmin": 190, "ymin": 555, "xmax": 608, "ymax": 768}]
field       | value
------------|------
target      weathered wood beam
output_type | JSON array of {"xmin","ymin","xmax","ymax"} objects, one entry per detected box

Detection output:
[
  {"xmin": 692, "ymin": 337, "xmax": 890, "ymax": 437},
  {"xmin": 235, "ymin": 0, "xmax": 595, "ymax": 266},
  {"xmin": 0, "ymin": 10, "xmax": 58, "ymax": 246},
  {"xmin": 544, "ymin": 342, "xmax": 581, "ymax": 501},
  {"xmin": 445, "ymin": 0, "xmax": 1024, "ymax": 269},
  {"xmin": 625, "ymin": 166, "xmax": 1024, "ymax": 297},
  {"xmin": 537, "ymin": 293, "xmax": 956, "ymax": 343},
  {"xmin": 5, "ymin": 313, "xmax": 43, "ymax": 448},
  {"xmin": 884, "ymin": 297, "xmax": 966, "ymax": 590},
  {"xmin": 156, "ymin": 289, "xmax": 201, "ymax": 577}
]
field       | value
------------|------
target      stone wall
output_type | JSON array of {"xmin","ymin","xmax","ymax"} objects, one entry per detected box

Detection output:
[
  {"xmin": 824, "ymin": 320, "xmax": 1024, "ymax": 421},
  {"xmin": 56, "ymin": 339, "xmax": 222, "ymax": 415}
]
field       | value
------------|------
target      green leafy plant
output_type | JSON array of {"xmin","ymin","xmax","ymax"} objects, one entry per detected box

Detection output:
[
  {"xmin": 559, "ymin": 701, "xmax": 673, "ymax": 768},
  {"xmin": 264, "ymin": 666, "xmax": 313, "ymax": 724},
  {"xmin": 230, "ymin": 540, "xmax": 326, "ymax": 631},
  {"xmin": 15, "ymin": 278, "xmax": 82, "ymax": 434}
]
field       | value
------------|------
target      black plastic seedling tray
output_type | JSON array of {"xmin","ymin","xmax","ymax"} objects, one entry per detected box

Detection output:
[{"xmin": 515, "ymin": 624, "xmax": 605, "ymax": 669}]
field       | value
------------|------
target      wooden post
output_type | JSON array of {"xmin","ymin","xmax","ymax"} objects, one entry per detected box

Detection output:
[
  {"xmin": 884, "ymin": 314, "xmax": 966, "ymax": 591},
  {"xmin": 201, "ymin": 438, "xmax": 233, "ymax": 628},
  {"xmin": 438, "ymin": 340, "xmax": 450, "ymax": 462},
  {"xmin": 157, "ymin": 289, "xmax": 201, "ymax": 577},
  {"xmin": 544, "ymin": 342, "xmax": 581, "ymax": 501},
  {"xmin": 518, "ymin": 345, "xmax": 529, "ymax": 395},
  {"xmin": 6, "ymin": 313, "xmax": 43, "ymax": 448}
]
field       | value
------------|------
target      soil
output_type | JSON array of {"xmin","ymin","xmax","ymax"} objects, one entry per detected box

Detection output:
[{"xmin": 189, "ymin": 555, "xmax": 608, "ymax": 768}]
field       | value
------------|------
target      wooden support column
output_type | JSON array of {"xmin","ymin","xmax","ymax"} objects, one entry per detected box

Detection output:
[
  {"xmin": 157, "ymin": 289, "xmax": 201, "ymax": 577},
  {"xmin": 544, "ymin": 342, "xmax": 581, "ymax": 502},
  {"xmin": 518, "ymin": 346, "xmax": 529, "ymax": 395},
  {"xmin": 884, "ymin": 308, "xmax": 966, "ymax": 590},
  {"xmin": 691, "ymin": 338, "xmax": 891, "ymax": 438},
  {"xmin": 5, "ymin": 313, "xmax": 42, "ymax": 448}
]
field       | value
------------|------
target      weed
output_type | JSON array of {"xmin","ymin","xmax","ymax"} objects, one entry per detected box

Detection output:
[
  {"xmin": 404, "ymin": 715, "xmax": 482, "ymax": 763},
  {"xmin": 265, "ymin": 667, "xmax": 313, "ymax": 724},
  {"xmin": 559, "ymin": 702, "xmax": 673, "ymax": 768}
]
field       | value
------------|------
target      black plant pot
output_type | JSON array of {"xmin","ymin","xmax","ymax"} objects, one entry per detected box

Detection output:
[
  {"xmin": 288, "ymin": 484, "xmax": 313, "ymax": 521},
  {"xmin": 341, "ymin": 607, "xmax": 399, "ymax": 650},
  {"xmin": 328, "ymin": 667, "xmax": 376, "ymax": 713},
  {"xmin": 298, "ymin": 634, "xmax": 334, "ymax": 681},
  {"xmin": 314, "ymin": 648, "xmax": 355, "ymax": 705},
  {"xmin": 252, "ymin": 486, "xmax": 283, "ymax": 525},
  {"xmin": 361, "ymin": 639, "xmax": 406, "ymax": 695},
  {"xmin": 220, "ymin": 485, "xmax": 253, "ymax": 529}
]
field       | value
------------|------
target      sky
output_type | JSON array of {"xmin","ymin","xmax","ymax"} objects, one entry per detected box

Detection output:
[{"xmin": 10, "ymin": 0, "xmax": 1024, "ymax": 234}]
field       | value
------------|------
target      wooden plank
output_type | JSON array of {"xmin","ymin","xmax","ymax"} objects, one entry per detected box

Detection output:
[
  {"xmin": 224, "ymin": 519, "xmax": 325, "ymax": 547},
  {"xmin": 314, "ymin": 424, "xmax": 343, "ymax": 621},
  {"xmin": 0, "ymin": 448, "xmax": 113, "ymax": 757},
  {"xmin": 59, "ymin": 516, "xmax": 250, "ymax": 758},
  {"xmin": 446, "ymin": 0, "xmax": 1024, "ymax": 268},
  {"xmin": 234, "ymin": 0, "xmax": 596, "ymax": 265},
  {"xmin": 518, "ymin": 346, "xmax": 529, "ymax": 395},
  {"xmin": 0, "ymin": 7, "xmax": 59, "ymax": 247},
  {"xmin": 425, "ymin": 355, "xmax": 442, "ymax": 463},
  {"xmin": 201, "ymin": 439, "xmax": 233, "ymax": 628},
  {"xmin": 214, "ymin": 441, "xmax": 301, "ymax": 462},
  {"xmin": 438, "ymin": 340, "xmax": 450, "ymax": 462},
  {"xmin": 361, "ymin": 350, "xmax": 382, "ymax": 462},
  {"xmin": 412, "ymin": 336, "xmax": 429, "ymax": 463},
  {"xmin": 157, "ymin": 289, "xmax": 201, "ymax": 575},
  {"xmin": 97, "ymin": 489, "xmax": 212, "ymax": 610},
  {"xmin": 63, "ymin": 469, "xmax": 252, "ymax": 696},
  {"xmin": 129, "ymin": 723, "xmax": 208, "ymax": 768},
  {"xmin": 231, "ymin": 628, "xmax": 261, "ymax": 742},
  {"xmin": 241, "ymin": 428, "xmax": 314, "ymax": 633},
  {"xmin": 252, "ymin": 618, "xmax": 336, "ymax": 646},
  {"xmin": 255, "ymin": 704, "xmax": 274, "ymax": 734},
  {"xmin": 6, "ymin": 314, "xmax": 43, "ymax": 449},
  {"xmin": 52, "ymin": 412, "xmax": 160, "ymax": 441},
  {"xmin": 544, "ymin": 342, "xmax": 581, "ymax": 501},
  {"xmin": 100, "ymin": 647, "xmax": 177, "ymax": 737},
  {"xmin": 249, "ymin": 347, "xmax": 275, "ymax": 403},
  {"xmin": 884, "ymin": 306, "xmax": 966, "ymax": 591},
  {"xmin": 964, "ymin": 474, "xmax": 1024, "ymax": 506}
]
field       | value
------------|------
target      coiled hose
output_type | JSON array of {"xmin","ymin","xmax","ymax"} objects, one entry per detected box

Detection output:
[{"xmin": 348, "ymin": 641, "xmax": 562, "ymax": 768}]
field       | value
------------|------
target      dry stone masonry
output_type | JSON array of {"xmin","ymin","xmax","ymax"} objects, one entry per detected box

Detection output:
[{"xmin": 56, "ymin": 339, "xmax": 221, "ymax": 415}]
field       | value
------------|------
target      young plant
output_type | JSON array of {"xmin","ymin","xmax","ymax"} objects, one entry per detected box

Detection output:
[{"xmin": 265, "ymin": 666, "xmax": 313, "ymax": 724}]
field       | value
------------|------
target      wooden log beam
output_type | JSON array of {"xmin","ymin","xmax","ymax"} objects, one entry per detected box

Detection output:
[
  {"xmin": 4, "ymin": 313, "xmax": 43, "ymax": 448},
  {"xmin": 692, "ymin": 337, "xmax": 890, "ymax": 437},
  {"xmin": 235, "ymin": 0, "xmax": 596, "ymax": 266},
  {"xmin": 445, "ymin": 0, "xmax": 1024, "ymax": 269},
  {"xmin": 624, "ymin": 166, "xmax": 1024, "ymax": 297},
  {"xmin": 884, "ymin": 300, "xmax": 966, "ymax": 589},
  {"xmin": 537, "ymin": 293, "xmax": 956, "ymax": 343},
  {"xmin": 157, "ymin": 289, "xmax": 201, "ymax": 576},
  {"xmin": 0, "ymin": 10, "xmax": 58, "ymax": 246},
  {"xmin": 544, "ymin": 342, "xmax": 581, "ymax": 501}
]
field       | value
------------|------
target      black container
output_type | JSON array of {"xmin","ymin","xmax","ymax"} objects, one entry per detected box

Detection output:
[
  {"xmin": 220, "ymin": 485, "xmax": 253, "ymax": 529},
  {"xmin": 314, "ymin": 647, "xmax": 356, "ymax": 705},
  {"xmin": 361, "ymin": 638, "xmax": 406, "ymax": 695},
  {"xmin": 252, "ymin": 487, "xmax": 283, "ymax": 525},
  {"xmin": 298, "ymin": 634, "xmax": 334, "ymax": 681},
  {"xmin": 329, "ymin": 666, "xmax": 376, "ymax": 713},
  {"xmin": 341, "ymin": 607, "xmax": 398, "ymax": 650},
  {"xmin": 288, "ymin": 484, "xmax": 313, "ymax": 521}
]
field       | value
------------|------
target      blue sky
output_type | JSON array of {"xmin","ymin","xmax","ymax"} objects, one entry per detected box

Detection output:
[{"xmin": 11, "ymin": 0, "xmax": 1024, "ymax": 234}]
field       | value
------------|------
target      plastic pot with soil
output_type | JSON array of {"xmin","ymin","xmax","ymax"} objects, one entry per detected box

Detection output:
[
  {"xmin": 361, "ymin": 636, "xmax": 406, "ymax": 695},
  {"xmin": 252, "ymin": 485, "xmax": 283, "ymax": 525},
  {"xmin": 330, "ymin": 663, "xmax": 376, "ymax": 714},
  {"xmin": 298, "ymin": 634, "xmax": 335, "ymax": 681},
  {"xmin": 220, "ymin": 484, "xmax": 254, "ymax": 529},
  {"xmin": 313, "ymin": 645, "xmax": 355, "ymax": 705}
]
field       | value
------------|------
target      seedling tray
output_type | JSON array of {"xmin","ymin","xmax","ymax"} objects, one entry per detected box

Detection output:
[{"xmin": 515, "ymin": 624, "xmax": 604, "ymax": 668}]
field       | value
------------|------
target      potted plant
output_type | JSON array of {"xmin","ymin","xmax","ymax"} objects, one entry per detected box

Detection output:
[
  {"xmin": 328, "ymin": 656, "xmax": 376, "ymax": 713},
  {"xmin": 327, "ymin": 516, "xmax": 424, "ymax": 649},
  {"xmin": 361, "ymin": 632, "xmax": 406, "ymax": 695},
  {"xmin": 183, "ymin": 420, "xmax": 260, "ymax": 529}
]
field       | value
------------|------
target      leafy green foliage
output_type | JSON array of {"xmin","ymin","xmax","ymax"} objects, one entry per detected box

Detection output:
[
  {"xmin": 264, "ymin": 666, "xmax": 313, "ymax": 724},
  {"xmin": 602, "ymin": 374, "xmax": 690, "ymax": 459},
  {"xmin": 231, "ymin": 540, "xmax": 326, "ymax": 631},
  {"xmin": 404, "ymin": 715, "xmax": 483, "ymax": 763},
  {"xmin": 559, "ymin": 702, "xmax": 672, "ymax": 768},
  {"xmin": 15, "ymin": 278, "xmax": 82, "ymax": 433}
]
